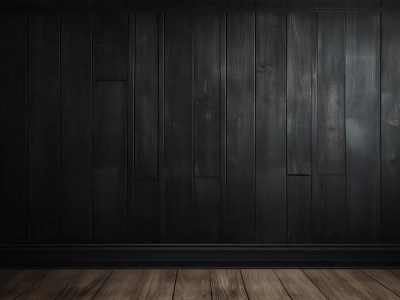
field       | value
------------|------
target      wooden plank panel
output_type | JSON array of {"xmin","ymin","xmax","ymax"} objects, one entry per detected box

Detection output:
[
  {"xmin": 0, "ymin": 13, "xmax": 27, "ymax": 243},
  {"xmin": 314, "ymin": 175, "xmax": 346, "ymax": 243},
  {"xmin": 241, "ymin": 269, "xmax": 291, "ymax": 299},
  {"xmin": 133, "ymin": 179, "xmax": 158, "ymax": 243},
  {"xmin": 174, "ymin": 269, "xmax": 211, "ymax": 300},
  {"xmin": 347, "ymin": 0, "xmax": 380, "ymax": 8},
  {"xmin": 228, "ymin": 0, "xmax": 256, "ymax": 8},
  {"xmin": 94, "ymin": 13, "xmax": 128, "ymax": 81},
  {"xmin": 131, "ymin": 269, "xmax": 176, "ymax": 300},
  {"xmin": 135, "ymin": 13, "xmax": 159, "ymax": 179},
  {"xmin": 226, "ymin": 12, "xmax": 255, "ymax": 243},
  {"xmin": 287, "ymin": 0, "xmax": 316, "ymax": 7},
  {"xmin": 382, "ymin": 0, "xmax": 400, "ymax": 8},
  {"xmin": 317, "ymin": 0, "xmax": 345, "ymax": 7},
  {"xmin": 94, "ymin": 270, "xmax": 143, "ymax": 299},
  {"xmin": 255, "ymin": 12, "xmax": 287, "ymax": 244},
  {"xmin": 0, "ymin": 270, "xmax": 47, "ymax": 299},
  {"xmin": 256, "ymin": 0, "xmax": 287, "ymax": 8},
  {"xmin": 345, "ymin": 13, "xmax": 380, "ymax": 243},
  {"xmin": 53, "ymin": 270, "xmax": 110, "ymax": 300},
  {"xmin": 60, "ymin": 12, "xmax": 92, "ymax": 243},
  {"xmin": 93, "ymin": 82, "xmax": 127, "ymax": 243},
  {"xmin": 27, "ymin": 12, "xmax": 60, "ymax": 243},
  {"xmin": 304, "ymin": 269, "xmax": 399, "ymax": 300},
  {"xmin": 287, "ymin": 13, "xmax": 316, "ymax": 175},
  {"xmin": 29, "ymin": 0, "xmax": 59, "ymax": 8},
  {"xmin": 210, "ymin": 269, "xmax": 247, "ymax": 300},
  {"xmin": 287, "ymin": 176, "xmax": 312, "ymax": 243},
  {"xmin": 17, "ymin": 270, "xmax": 98, "ymax": 300},
  {"xmin": 317, "ymin": 13, "xmax": 345, "ymax": 174},
  {"xmin": 381, "ymin": 13, "xmax": 400, "ymax": 243},
  {"xmin": 194, "ymin": 13, "xmax": 221, "ymax": 177},
  {"xmin": 275, "ymin": 270, "xmax": 327, "ymax": 300},
  {"xmin": 363, "ymin": 269, "xmax": 400, "ymax": 297},
  {"xmin": 62, "ymin": 0, "xmax": 92, "ymax": 8},
  {"xmin": 195, "ymin": 177, "xmax": 220, "ymax": 242},
  {"xmin": 94, "ymin": 0, "xmax": 127, "ymax": 9},
  {"xmin": 164, "ymin": 13, "xmax": 193, "ymax": 243}
]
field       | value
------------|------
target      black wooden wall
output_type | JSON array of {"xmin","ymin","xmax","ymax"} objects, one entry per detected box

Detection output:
[{"xmin": 1, "ymin": 0, "xmax": 400, "ymax": 245}]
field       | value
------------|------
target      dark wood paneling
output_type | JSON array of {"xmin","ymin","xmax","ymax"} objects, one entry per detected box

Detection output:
[
  {"xmin": 94, "ymin": 0, "xmax": 127, "ymax": 9},
  {"xmin": 133, "ymin": 179, "xmax": 159, "ymax": 243},
  {"xmin": 165, "ymin": 13, "xmax": 194, "ymax": 243},
  {"xmin": 93, "ymin": 82, "xmax": 127, "ymax": 243},
  {"xmin": 0, "ymin": 14, "xmax": 27, "ymax": 244},
  {"xmin": 287, "ymin": 0, "xmax": 316, "ymax": 7},
  {"xmin": 382, "ymin": 0, "xmax": 400, "ymax": 8},
  {"xmin": 317, "ymin": 13, "xmax": 345, "ymax": 175},
  {"xmin": 346, "ymin": 13, "xmax": 380, "ymax": 243},
  {"xmin": 135, "ymin": 13, "xmax": 159, "ymax": 179},
  {"xmin": 346, "ymin": 0, "xmax": 380, "ymax": 8},
  {"xmin": 62, "ymin": 0, "xmax": 92, "ymax": 8},
  {"xmin": 287, "ymin": 13, "xmax": 316, "ymax": 175},
  {"xmin": 228, "ymin": 0, "xmax": 256, "ymax": 8},
  {"xmin": 194, "ymin": 14, "xmax": 221, "ymax": 177},
  {"xmin": 256, "ymin": 0, "xmax": 287, "ymax": 8},
  {"xmin": 194, "ymin": 177, "xmax": 220, "ymax": 242},
  {"xmin": 381, "ymin": 13, "xmax": 400, "ymax": 243},
  {"xmin": 288, "ymin": 176, "xmax": 312, "ymax": 243},
  {"xmin": 29, "ymin": 0, "xmax": 60, "ymax": 8},
  {"xmin": 27, "ymin": 13, "xmax": 60, "ymax": 243},
  {"xmin": 314, "ymin": 175, "xmax": 346, "ymax": 243},
  {"xmin": 94, "ymin": 13, "xmax": 129, "ymax": 81},
  {"xmin": 60, "ymin": 12, "xmax": 92, "ymax": 243},
  {"xmin": 255, "ymin": 12, "xmax": 287, "ymax": 244},
  {"xmin": 226, "ymin": 12, "xmax": 255, "ymax": 243}
]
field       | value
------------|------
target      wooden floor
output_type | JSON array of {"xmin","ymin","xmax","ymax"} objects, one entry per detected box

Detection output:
[{"xmin": 1, "ymin": 269, "xmax": 400, "ymax": 299}]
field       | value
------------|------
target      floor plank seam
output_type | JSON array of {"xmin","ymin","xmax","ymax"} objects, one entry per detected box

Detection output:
[
  {"xmin": 272, "ymin": 269, "xmax": 293, "ymax": 300},
  {"xmin": 171, "ymin": 269, "xmax": 178, "ymax": 300},
  {"xmin": 90, "ymin": 269, "xmax": 114, "ymax": 300},
  {"xmin": 301, "ymin": 269, "xmax": 330, "ymax": 300},
  {"xmin": 361, "ymin": 270, "xmax": 400, "ymax": 298},
  {"xmin": 239, "ymin": 269, "xmax": 250, "ymax": 300},
  {"xmin": 12, "ymin": 270, "xmax": 50, "ymax": 300}
]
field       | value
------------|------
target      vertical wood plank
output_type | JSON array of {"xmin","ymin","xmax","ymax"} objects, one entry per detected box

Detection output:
[
  {"xmin": 60, "ymin": 12, "xmax": 92, "ymax": 243},
  {"xmin": 135, "ymin": 12, "xmax": 159, "ymax": 179},
  {"xmin": 382, "ymin": 13, "xmax": 400, "ymax": 243},
  {"xmin": 316, "ymin": 0, "xmax": 345, "ymax": 7},
  {"xmin": 317, "ymin": 13, "xmax": 345, "ymax": 174},
  {"xmin": 194, "ymin": 13, "xmax": 221, "ymax": 177},
  {"xmin": 314, "ymin": 175, "xmax": 346, "ymax": 243},
  {"xmin": 29, "ymin": 0, "xmax": 59, "ymax": 8},
  {"xmin": 210, "ymin": 269, "xmax": 247, "ymax": 300},
  {"xmin": 195, "ymin": 177, "xmax": 220, "ymax": 242},
  {"xmin": 93, "ymin": 0, "xmax": 127, "ymax": 9},
  {"xmin": 0, "ymin": 13, "xmax": 27, "ymax": 243},
  {"xmin": 174, "ymin": 270, "xmax": 211, "ymax": 300},
  {"xmin": 287, "ymin": 0, "xmax": 316, "ymax": 7},
  {"xmin": 287, "ymin": 176, "xmax": 312, "ymax": 243},
  {"xmin": 345, "ymin": 12, "xmax": 380, "ymax": 243},
  {"xmin": 228, "ymin": 0, "xmax": 256, "ymax": 8},
  {"xmin": 226, "ymin": 12, "xmax": 255, "ymax": 243},
  {"xmin": 346, "ymin": 0, "xmax": 380, "ymax": 8},
  {"xmin": 27, "ymin": 12, "xmax": 60, "ymax": 243},
  {"xmin": 165, "ymin": 13, "xmax": 194, "ymax": 242},
  {"xmin": 287, "ymin": 13, "xmax": 316, "ymax": 175},
  {"xmin": 133, "ymin": 179, "xmax": 159, "ymax": 243},
  {"xmin": 255, "ymin": 12, "xmax": 287, "ymax": 244},
  {"xmin": 94, "ymin": 13, "xmax": 129, "ymax": 81},
  {"xmin": 256, "ymin": 0, "xmax": 287, "ymax": 8},
  {"xmin": 93, "ymin": 82, "xmax": 127, "ymax": 243},
  {"xmin": 382, "ymin": 0, "xmax": 400, "ymax": 8}
]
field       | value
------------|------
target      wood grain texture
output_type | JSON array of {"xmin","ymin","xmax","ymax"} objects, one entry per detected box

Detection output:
[
  {"xmin": 53, "ymin": 270, "xmax": 110, "ymax": 300},
  {"xmin": 317, "ymin": 13, "xmax": 345, "ymax": 174},
  {"xmin": 94, "ymin": 270, "xmax": 143, "ymax": 299},
  {"xmin": 165, "ymin": 13, "xmax": 194, "ymax": 243},
  {"xmin": 226, "ymin": 12, "xmax": 255, "ymax": 243},
  {"xmin": 381, "ymin": 13, "xmax": 400, "ymax": 243},
  {"xmin": 287, "ymin": 176, "xmax": 312, "ymax": 243},
  {"xmin": 27, "ymin": 12, "xmax": 60, "ymax": 243},
  {"xmin": 194, "ymin": 177, "xmax": 220, "ymax": 242},
  {"xmin": 345, "ymin": 12, "xmax": 380, "ymax": 243},
  {"xmin": 0, "ymin": 270, "xmax": 47, "ymax": 299},
  {"xmin": 135, "ymin": 12, "xmax": 159, "ymax": 179},
  {"xmin": 287, "ymin": 13, "xmax": 316, "ymax": 175},
  {"xmin": 0, "ymin": 13, "xmax": 27, "ymax": 243},
  {"xmin": 255, "ymin": 12, "xmax": 287, "ymax": 244},
  {"xmin": 313, "ymin": 175, "xmax": 346, "ymax": 243},
  {"xmin": 93, "ymin": 82, "xmax": 127, "ymax": 243},
  {"xmin": 60, "ymin": 12, "xmax": 92, "ymax": 244},
  {"xmin": 210, "ymin": 269, "xmax": 247, "ymax": 300},
  {"xmin": 131, "ymin": 269, "xmax": 177, "ymax": 300},
  {"xmin": 275, "ymin": 269, "xmax": 327, "ymax": 300},
  {"xmin": 174, "ymin": 269, "xmax": 211, "ymax": 300},
  {"xmin": 363, "ymin": 269, "xmax": 400, "ymax": 297},
  {"xmin": 194, "ymin": 13, "xmax": 221, "ymax": 177},
  {"xmin": 305, "ymin": 269, "xmax": 399, "ymax": 300},
  {"xmin": 241, "ymin": 269, "xmax": 291, "ymax": 299},
  {"xmin": 94, "ymin": 13, "xmax": 128, "ymax": 81}
]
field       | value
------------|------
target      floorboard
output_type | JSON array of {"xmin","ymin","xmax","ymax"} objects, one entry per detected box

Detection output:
[
  {"xmin": 131, "ymin": 269, "xmax": 177, "ymax": 300},
  {"xmin": 93, "ymin": 270, "xmax": 143, "ymax": 299},
  {"xmin": 362, "ymin": 269, "xmax": 400, "ymax": 297},
  {"xmin": 210, "ymin": 269, "xmax": 248, "ymax": 300},
  {"xmin": 0, "ymin": 270, "xmax": 47, "ymax": 299},
  {"xmin": 304, "ymin": 269, "xmax": 399, "ymax": 300},
  {"xmin": 174, "ymin": 269, "xmax": 211, "ymax": 300}
]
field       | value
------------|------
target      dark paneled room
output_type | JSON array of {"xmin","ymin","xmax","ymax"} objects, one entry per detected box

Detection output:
[{"xmin": 1, "ymin": 0, "xmax": 400, "ymax": 298}]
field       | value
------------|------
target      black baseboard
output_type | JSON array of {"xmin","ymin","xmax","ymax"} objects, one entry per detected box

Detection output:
[{"xmin": 1, "ymin": 245, "xmax": 400, "ymax": 268}]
